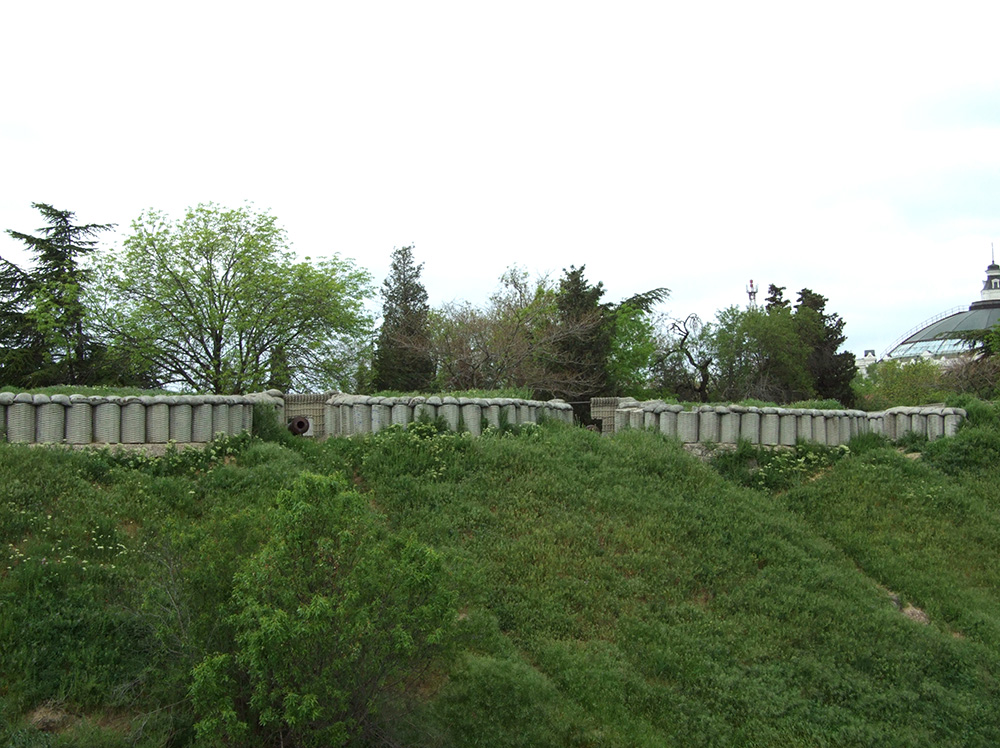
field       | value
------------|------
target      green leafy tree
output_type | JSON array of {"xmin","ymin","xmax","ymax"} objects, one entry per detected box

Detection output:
[
  {"xmin": 852, "ymin": 358, "xmax": 947, "ymax": 409},
  {"xmin": 695, "ymin": 287, "xmax": 856, "ymax": 405},
  {"xmin": 606, "ymin": 303, "xmax": 660, "ymax": 395},
  {"xmin": 373, "ymin": 246, "xmax": 435, "ymax": 392},
  {"xmin": 429, "ymin": 267, "xmax": 589, "ymax": 395},
  {"xmin": 2, "ymin": 203, "xmax": 119, "ymax": 385},
  {"xmin": 90, "ymin": 203, "xmax": 373, "ymax": 393},
  {"xmin": 709, "ymin": 304, "xmax": 813, "ymax": 403},
  {"xmin": 191, "ymin": 473, "xmax": 456, "ymax": 747},
  {"xmin": 794, "ymin": 288, "xmax": 856, "ymax": 406}
]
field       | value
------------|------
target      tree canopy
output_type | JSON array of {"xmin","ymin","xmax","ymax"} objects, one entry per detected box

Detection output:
[
  {"xmin": 1, "ymin": 203, "xmax": 145, "ymax": 387},
  {"xmin": 372, "ymin": 246, "xmax": 435, "ymax": 392},
  {"xmin": 660, "ymin": 286, "xmax": 857, "ymax": 405},
  {"xmin": 426, "ymin": 266, "xmax": 668, "ymax": 401},
  {"xmin": 90, "ymin": 203, "xmax": 373, "ymax": 393}
]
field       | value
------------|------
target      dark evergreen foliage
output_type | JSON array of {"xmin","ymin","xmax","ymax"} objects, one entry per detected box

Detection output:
[
  {"xmin": 373, "ymin": 246, "xmax": 435, "ymax": 392},
  {"xmin": 552, "ymin": 265, "xmax": 612, "ymax": 400},
  {"xmin": 1, "ymin": 203, "xmax": 135, "ymax": 386},
  {"xmin": 547, "ymin": 265, "xmax": 670, "ymax": 401},
  {"xmin": 794, "ymin": 288, "xmax": 856, "ymax": 406},
  {"xmin": 764, "ymin": 283, "xmax": 789, "ymax": 311}
]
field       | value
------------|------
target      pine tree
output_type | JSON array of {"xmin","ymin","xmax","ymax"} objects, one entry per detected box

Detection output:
[
  {"xmin": 794, "ymin": 288, "xmax": 856, "ymax": 406},
  {"xmin": 373, "ymin": 246, "xmax": 435, "ymax": 392},
  {"xmin": 3, "ymin": 203, "xmax": 115, "ymax": 385}
]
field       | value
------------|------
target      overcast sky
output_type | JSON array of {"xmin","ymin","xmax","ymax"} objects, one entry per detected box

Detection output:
[{"xmin": 3, "ymin": 2, "xmax": 1000, "ymax": 359}]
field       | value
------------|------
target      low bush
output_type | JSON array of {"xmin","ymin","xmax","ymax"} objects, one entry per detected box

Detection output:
[
  {"xmin": 190, "ymin": 473, "xmax": 457, "ymax": 747},
  {"xmin": 851, "ymin": 359, "xmax": 950, "ymax": 410},
  {"xmin": 710, "ymin": 439, "xmax": 850, "ymax": 492}
]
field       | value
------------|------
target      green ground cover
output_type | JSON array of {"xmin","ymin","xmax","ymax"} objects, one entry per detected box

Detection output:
[{"xmin": 2, "ymin": 408, "xmax": 1000, "ymax": 746}]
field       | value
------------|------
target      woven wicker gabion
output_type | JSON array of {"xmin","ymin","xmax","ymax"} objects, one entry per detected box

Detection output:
[
  {"xmin": 8, "ymin": 394, "xmax": 36, "ymax": 443},
  {"xmin": 283, "ymin": 393, "xmax": 330, "ymax": 438},
  {"xmin": 122, "ymin": 400, "xmax": 146, "ymax": 444},
  {"xmin": 371, "ymin": 403, "xmax": 391, "ymax": 433},
  {"xmin": 170, "ymin": 399, "xmax": 194, "ymax": 442},
  {"xmin": 146, "ymin": 398, "xmax": 171, "ymax": 443},
  {"xmin": 192, "ymin": 401, "xmax": 213, "ymax": 442},
  {"xmin": 761, "ymin": 409, "xmax": 780, "ymax": 446},
  {"xmin": 677, "ymin": 411, "xmax": 699, "ymax": 443},
  {"xmin": 440, "ymin": 401, "xmax": 460, "ymax": 431},
  {"xmin": 228, "ymin": 403, "xmax": 244, "ymax": 436},
  {"xmin": 66, "ymin": 398, "xmax": 93, "ymax": 444},
  {"xmin": 94, "ymin": 400, "xmax": 121, "ymax": 443},
  {"xmin": 779, "ymin": 410, "xmax": 797, "ymax": 446},
  {"xmin": 698, "ymin": 408, "xmax": 720, "ymax": 443},
  {"xmin": 212, "ymin": 402, "xmax": 229, "ymax": 438},
  {"xmin": 36, "ymin": 397, "xmax": 65, "ymax": 443}
]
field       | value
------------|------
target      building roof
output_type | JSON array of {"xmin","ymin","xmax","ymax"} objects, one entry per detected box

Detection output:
[{"xmin": 884, "ymin": 259, "xmax": 1000, "ymax": 360}]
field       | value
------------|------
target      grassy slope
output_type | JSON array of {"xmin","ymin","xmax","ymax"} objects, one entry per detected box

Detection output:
[
  {"xmin": 323, "ymin": 424, "xmax": 1000, "ymax": 746},
  {"xmin": 2, "ymin": 422, "xmax": 999, "ymax": 746}
]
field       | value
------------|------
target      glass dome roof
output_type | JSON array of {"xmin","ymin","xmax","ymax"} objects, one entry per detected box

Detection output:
[{"xmin": 884, "ymin": 260, "xmax": 1000, "ymax": 359}]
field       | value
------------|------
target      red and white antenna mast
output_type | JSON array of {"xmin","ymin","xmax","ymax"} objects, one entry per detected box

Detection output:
[{"xmin": 746, "ymin": 279, "xmax": 758, "ymax": 308}]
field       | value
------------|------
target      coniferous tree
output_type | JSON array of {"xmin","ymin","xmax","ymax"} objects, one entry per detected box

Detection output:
[
  {"xmin": 765, "ymin": 284, "xmax": 789, "ymax": 311},
  {"xmin": 794, "ymin": 288, "xmax": 856, "ymax": 405},
  {"xmin": 3, "ymin": 203, "xmax": 115, "ymax": 385},
  {"xmin": 551, "ymin": 265, "xmax": 669, "ymax": 400},
  {"xmin": 553, "ymin": 265, "xmax": 613, "ymax": 400},
  {"xmin": 373, "ymin": 246, "xmax": 435, "ymax": 392}
]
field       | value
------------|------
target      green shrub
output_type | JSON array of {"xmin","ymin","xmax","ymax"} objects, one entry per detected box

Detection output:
[
  {"xmin": 943, "ymin": 394, "xmax": 1000, "ymax": 428},
  {"xmin": 191, "ymin": 473, "xmax": 457, "ymax": 747},
  {"xmin": 711, "ymin": 440, "xmax": 849, "ymax": 493},
  {"xmin": 84, "ymin": 432, "xmax": 255, "ymax": 478},
  {"xmin": 430, "ymin": 655, "xmax": 577, "ymax": 748},
  {"xmin": 852, "ymin": 359, "xmax": 949, "ymax": 410},
  {"xmin": 250, "ymin": 402, "xmax": 291, "ymax": 443},
  {"xmin": 922, "ymin": 424, "xmax": 1000, "ymax": 477}
]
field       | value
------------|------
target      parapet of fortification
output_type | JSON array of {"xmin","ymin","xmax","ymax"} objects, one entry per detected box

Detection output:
[
  {"xmin": 0, "ymin": 390, "xmax": 964, "ymax": 448},
  {"xmin": 597, "ymin": 398, "xmax": 964, "ymax": 447},
  {"xmin": 0, "ymin": 391, "xmax": 283, "ymax": 445},
  {"xmin": 320, "ymin": 394, "xmax": 574, "ymax": 438}
]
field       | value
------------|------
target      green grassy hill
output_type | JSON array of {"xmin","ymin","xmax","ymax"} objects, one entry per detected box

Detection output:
[{"xmin": 2, "ymin": 411, "xmax": 1000, "ymax": 746}]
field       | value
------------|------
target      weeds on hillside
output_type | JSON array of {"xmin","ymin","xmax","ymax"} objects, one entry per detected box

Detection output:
[
  {"xmin": 6, "ymin": 412, "xmax": 1000, "ymax": 746},
  {"xmin": 711, "ymin": 440, "xmax": 851, "ymax": 492},
  {"xmin": 83, "ymin": 432, "xmax": 255, "ymax": 478}
]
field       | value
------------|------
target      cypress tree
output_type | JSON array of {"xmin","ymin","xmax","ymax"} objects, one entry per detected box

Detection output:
[{"xmin": 373, "ymin": 246, "xmax": 435, "ymax": 392}]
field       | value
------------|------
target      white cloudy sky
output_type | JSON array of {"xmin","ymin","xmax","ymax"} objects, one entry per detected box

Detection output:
[{"xmin": 3, "ymin": 1, "xmax": 1000, "ymax": 359}]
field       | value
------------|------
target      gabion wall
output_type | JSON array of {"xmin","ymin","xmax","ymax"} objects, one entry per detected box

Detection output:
[
  {"xmin": 0, "ymin": 392, "xmax": 283, "ymax": 445},
  {"xmin": 324, "ymin": 394, "xmax": 574, "ymax": 438},
  {"xmin": 601, "ymin": 399, "xmax": 965, "ymax": 446}
]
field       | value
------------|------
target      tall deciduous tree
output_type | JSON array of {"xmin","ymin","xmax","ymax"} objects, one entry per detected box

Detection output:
[
  {"xmin": 90, "ymin": 203, "xmax": 373, "ymax": 393},
  {"xmin": 373, "ymin": 246, "xmax": 434, "ymax": 392},
  {"xmin": 678, "ymin": 286, "xmax": 856, "ymax": 405},
  {"xmin": 709, "ymin": 304, "xmax": 813, "ymax": 403},
  {"xmin": 429, "ymin": 268, "xmax": 597, "ymax": 396},
  {"xmin": 653, "ymin": 313, "xmax": 713, "ymax": 402},
  {"xmin": 2, "ymin": 203, "xmax": 119, "ymax": 386}
]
